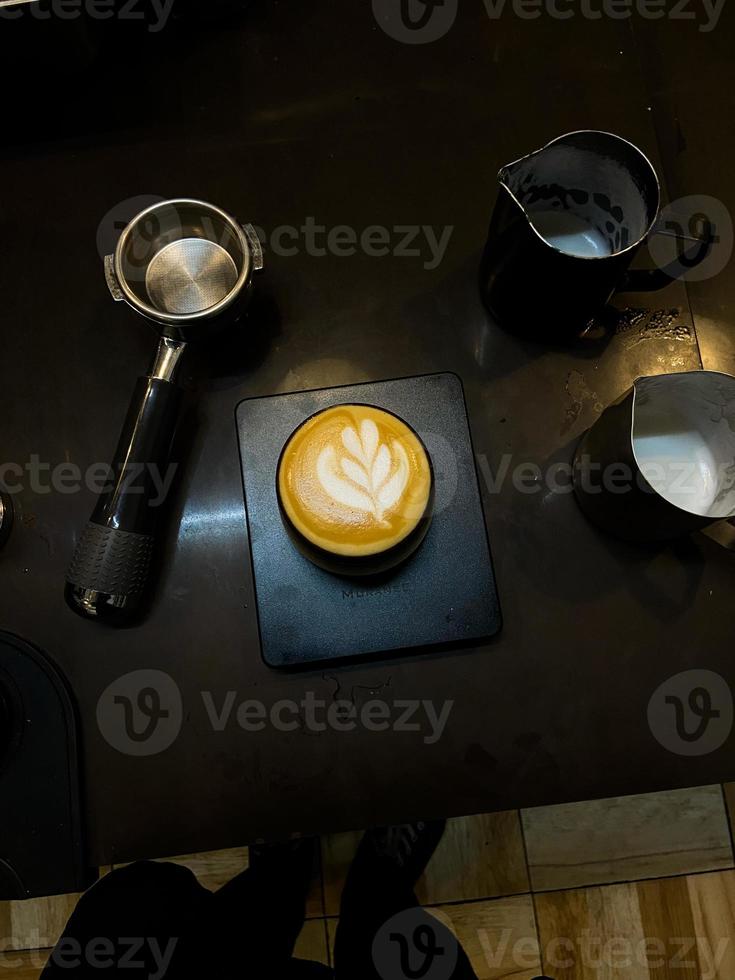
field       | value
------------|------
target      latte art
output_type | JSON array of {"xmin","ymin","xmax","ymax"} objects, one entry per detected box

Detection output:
[
  {"xmin": 278, "ymin": 405, "xmax": 433, "ymax": 561},
  {"xmin": 317, "ymin": 419, "xmax": 410, "ymax": 523}
]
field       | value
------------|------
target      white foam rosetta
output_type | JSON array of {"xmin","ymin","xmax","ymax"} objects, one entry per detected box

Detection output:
[{"xmin": 316, "ymin": 418, "xmax": 409, "ymax": 523}]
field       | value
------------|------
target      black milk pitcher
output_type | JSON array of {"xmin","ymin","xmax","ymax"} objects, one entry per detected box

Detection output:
[{"xmin": 480, "ymin": 130, "xmax": 707, "ymax": 337}]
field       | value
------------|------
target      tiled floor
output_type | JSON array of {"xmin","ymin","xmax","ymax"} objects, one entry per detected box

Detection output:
[
  {"xmin": 3, "ymin": 784, "xmax": 735, "ymax": 977},
  {"xmin": 522, "ymin": 785, "xmax": 733, "ymax": 892},
  {"xmin": 535, "ymin": 873, "xmax": 735, "ymax": 979}
]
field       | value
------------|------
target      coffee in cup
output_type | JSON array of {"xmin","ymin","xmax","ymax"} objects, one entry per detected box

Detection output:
[{"xmin": 277, "ymin": 404, "xmax": 434, "ymax": 574}]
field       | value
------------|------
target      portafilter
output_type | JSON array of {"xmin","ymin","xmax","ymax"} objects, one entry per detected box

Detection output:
[{"xmin": 65, "ymin": 199, "xmax": 263, "ymax": 624}]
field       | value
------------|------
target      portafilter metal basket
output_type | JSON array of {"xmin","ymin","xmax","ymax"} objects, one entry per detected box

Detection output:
[{"xmin": 65, "ymin": 198, "xmax": 264, "ymax": 625}]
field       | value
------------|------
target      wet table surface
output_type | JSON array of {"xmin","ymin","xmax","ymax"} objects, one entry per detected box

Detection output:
[{"xmin": 1, "ymin": 2, "xmax": 734, "ymax": 864}]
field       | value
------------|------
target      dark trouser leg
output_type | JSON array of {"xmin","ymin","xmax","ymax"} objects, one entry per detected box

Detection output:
[
  {"xmin": 333, "ymin": 858, "xmax": 478, "ymax": 980},
  {"xmin": 214, "ymin": 861, "xmax": 307, "ymax": 959},
  {"xmin": 41, "ymin": 862, "xmax": 212, "ymax": 978},
  {"xmin": 42, "ymin": 853, "xmax": 333, "ymax": 979},
  {"xmin": 214, "ymin": 858, "xmax": 334, "ymax": 978}
]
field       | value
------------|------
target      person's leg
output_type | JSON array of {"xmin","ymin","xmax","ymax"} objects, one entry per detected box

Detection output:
[
  {"xmin": 43, "ymin": 841, "xmax": 331, "ymax": 980},
  {"xmin": 41, "ymin": 861, "xmax": 212, "ymax": 978},
  {"xmin": 209, "ymin": 837, "xmax": 324, "ymax": 973},
  {"xmin": 42, "ymin": 844, "xmax": 329, "ymax": 979},
  {"xmin": 333, "ymin": 822, "xmax": 478, "ymax": 980}
]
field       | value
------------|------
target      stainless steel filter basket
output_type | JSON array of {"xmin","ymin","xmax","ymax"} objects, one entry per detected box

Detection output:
[{"xmin": 104, "ymin": 198, "xmax": 263, "ymax": 338}]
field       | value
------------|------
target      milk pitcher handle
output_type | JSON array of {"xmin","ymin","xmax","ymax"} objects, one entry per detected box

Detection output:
[{"xmin": 619, "ymin": 217, "xmax": 715, "ymax": 292}]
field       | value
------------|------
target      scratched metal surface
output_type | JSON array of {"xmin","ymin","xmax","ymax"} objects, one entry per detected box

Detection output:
[{"xmin": 0, "ymin": 3, "xmax": 734, "ymax": 864}]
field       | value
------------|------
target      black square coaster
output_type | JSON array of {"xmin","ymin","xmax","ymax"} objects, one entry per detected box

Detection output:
[{"xmin": 236, "ymin": 373, "xmax": 501, "ymax": 668}]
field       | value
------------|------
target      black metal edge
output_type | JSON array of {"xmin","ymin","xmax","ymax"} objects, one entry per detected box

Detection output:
[
  {"xmin": 449, "ymin": 373, "xmax": 504, "ymax": 638},
  {"xmin": 0, "ymin": 631, "xmax": 95, "ymax": 895}
]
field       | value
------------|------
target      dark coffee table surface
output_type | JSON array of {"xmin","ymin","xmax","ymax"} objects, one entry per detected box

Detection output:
[{"xmin": 1, "ymin": 3, "xmax": 734, "ymax": 864}]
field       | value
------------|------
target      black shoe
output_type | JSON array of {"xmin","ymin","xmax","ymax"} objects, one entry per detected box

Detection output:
[
  {"xmin": 355, "ymin": 819, "xmax": 446, "ymax": 888},
  {"xmin": 248, "ymin": 836, "xmax": 318, "ymax": 893}
]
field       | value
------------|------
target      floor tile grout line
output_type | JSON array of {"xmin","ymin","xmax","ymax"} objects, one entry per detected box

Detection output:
[
  {"xmin": 0, "ymin": 947, "xmax": 53, "ymax": 962},
  {"xmin": 528, "ymin": 861, "xmax": 735, "ymax": 899},
  {"xmin": 529, "ymin": 843, "xmax": 732, "ymax": 871},
  {"xmin": 422, "ymin": 889, "xmax": 534, "ymax": 912},
  {"xmin": 318, "ymin": 837, "xmax": 332, "ymax": 967},
  {"xmin": 520, "ymin": 786, "xmax": 735, "ymax": 895},
  {"xmin": 719, "ymin": 783, "xmax": 735, "ymax": 862},
  {"xmin": 517, "ymin": 807, "xmax": 547, "ymax": 977},
  {"xmin": 320, "ymin": 916, "xmax": 331, "ymax": 970},
  {"xmin": 516, "ymin": 807, "xmax": 533, "ymax": 893},
  {"xmin": 529, "ymin": 891, "xmax": 546, "ymax": 979}
]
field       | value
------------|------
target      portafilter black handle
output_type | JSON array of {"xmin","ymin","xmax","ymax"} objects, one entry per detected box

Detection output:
[{"xmin": 65, "ymin": 338, "xmax": 185, "ymax": 625}]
